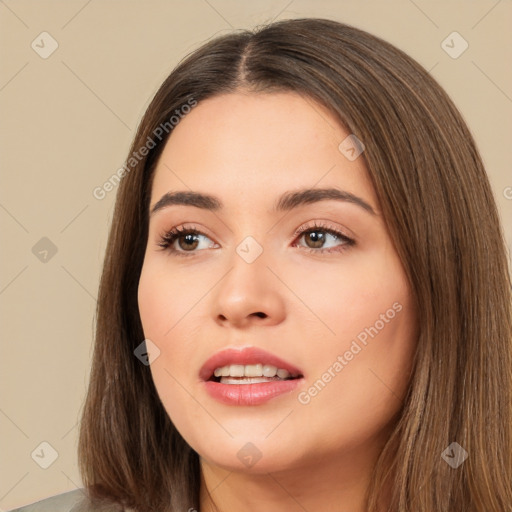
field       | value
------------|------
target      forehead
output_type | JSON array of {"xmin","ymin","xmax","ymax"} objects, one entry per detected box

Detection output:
[{"xmin": 150, "ymin": 91, "xmax": 378, "ymax": 212}]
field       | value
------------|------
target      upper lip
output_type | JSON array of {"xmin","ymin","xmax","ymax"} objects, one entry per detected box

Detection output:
[{"xmin": 199, "ymin": 346, "xmax": 304, "ymax": 381}]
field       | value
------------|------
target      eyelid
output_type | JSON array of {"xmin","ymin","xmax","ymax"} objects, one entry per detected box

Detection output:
[
  {"xmin": 292, "ymin": 220, "xmax": 354, "ymax": 242},
  {"xmin": 290, "ymin": 221, "xmax": 355, "ymax": 252},
  {"xmin": 156, "ymin": 223, "xmax": 217, "ymax": 254},
  {"xmin": 157, "ymin": 220, "xmax": 355, "ymax": 256}
]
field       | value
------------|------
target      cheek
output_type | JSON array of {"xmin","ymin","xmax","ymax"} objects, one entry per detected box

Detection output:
[
  {"xmin": 137, "ymin": 260, "xmax": 198, "ymax": 366},
  {"xmin": 137, "ymin": 257, "xmax": 204, "ymax": 339},
  {"xmin": 138, "ymin": 261, "xmax": 202, "ymax": 431},
  {"xmin": 138, "ymin": 262, "xmax": 185, "ymax": 388},
  {"xmin": 137, "ymin": 270, "xmax": 158, "ymax": 338},
  {"xmin": 287, "ymin": 248, "xmax": 415, "ymax": 365},
  {"xmin": 294, "ymin": 248, "xmax": 417, "ymax": 421},
  {"xmin": 138, "ymin": 264, "xmax": 170, "ymax": 338}
]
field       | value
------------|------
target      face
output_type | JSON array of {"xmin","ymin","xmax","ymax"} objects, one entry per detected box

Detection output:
[{"xmin": 137, "ymin": 91, "xmax": 417, "ymax": 474}]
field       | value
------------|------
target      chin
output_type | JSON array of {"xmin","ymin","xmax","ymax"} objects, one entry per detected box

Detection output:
[{"xmin": 199, "ymin": 444, "xmax": 301, "ymax": 474}]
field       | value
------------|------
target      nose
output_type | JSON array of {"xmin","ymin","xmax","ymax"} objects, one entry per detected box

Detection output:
[{"xmin": 211, "ymin": 246, "xmax": 286, "ymax": 329}]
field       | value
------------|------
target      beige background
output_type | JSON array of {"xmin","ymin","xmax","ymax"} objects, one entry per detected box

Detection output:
[{"xmin": 1, "ymin": 0, "xmax": 511, "ymax": 509}]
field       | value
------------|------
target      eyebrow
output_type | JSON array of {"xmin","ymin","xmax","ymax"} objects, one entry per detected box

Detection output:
[{"xmin": 150, "ymin": 187, "xmax": 376, "ymax": 216}]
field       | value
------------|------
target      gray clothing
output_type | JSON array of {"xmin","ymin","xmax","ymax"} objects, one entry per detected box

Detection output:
[{"xmin": 8, "ymin": 489, "xmax": 131, "ymax": 512}]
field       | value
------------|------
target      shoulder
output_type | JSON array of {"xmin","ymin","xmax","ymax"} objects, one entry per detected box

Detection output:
[{"xmin": 8, "ymin": 489, "xmax": 129, "ymax": 512}]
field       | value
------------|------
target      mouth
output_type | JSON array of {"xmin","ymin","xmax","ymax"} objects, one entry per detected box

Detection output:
[
  {"xmin": 200, "ymin": 347, "xmax": 305, "ymax": 406},
  {"xmin": 207, "ymin": 363, "xmax": 302, "ymax": 384},
  {"xmin": 200, "ymin": 346, "xmax": 304, "ymax": 382}
]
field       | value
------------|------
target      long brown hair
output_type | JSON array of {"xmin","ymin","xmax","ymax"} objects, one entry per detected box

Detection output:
[{"xmin": 78, "ymin": 18, "xmax": 512, "ymax": 512}]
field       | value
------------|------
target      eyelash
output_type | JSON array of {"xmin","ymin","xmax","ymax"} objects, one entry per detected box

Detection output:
[{"xmin": 156, "ymin": 221, "xmax": 355, "ymax": 258}]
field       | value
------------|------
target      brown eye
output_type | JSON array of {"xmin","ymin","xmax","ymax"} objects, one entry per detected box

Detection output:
[
  {"xmin": 302, "ymin": 230, "xmax": 328, "ymax": 249},
  {"xmin": 157, "ymin": 226, "xmax": 216, "ymax": 256},
  {"xmin": 176, "ymin": 232, "xmax": 200, "ymax": 251},
  {"xmin": 294, "ymin": 223, "xmax": 355, "ymax": 254}
]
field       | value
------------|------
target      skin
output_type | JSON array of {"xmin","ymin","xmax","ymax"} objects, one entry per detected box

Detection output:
[{"xmin": 137, "ymin": 91, "xmax": 418, "ymax": 512}]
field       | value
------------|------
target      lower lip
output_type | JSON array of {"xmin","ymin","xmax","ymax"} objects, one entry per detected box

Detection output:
[{"xmin": 203, "ymin": 378, "xmax": 303, "ymax": 406}]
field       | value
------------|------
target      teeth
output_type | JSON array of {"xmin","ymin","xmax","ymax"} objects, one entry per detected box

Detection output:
[
  {"xmin": 277, "ymin": 369, "xmax": 290, "ymax": 379},
  {"xmin": 221, "ymin": 376, "xmax": 282, "ymax": 385},
  {"xmin": 213, "ymin": 363, "xmax": 294, "ymax": 379},
  {"xmin": 230, "ymin": 364, "xmax": 245, "ymax": 377},
  {"xmin": 245, "ymin": 364, "xmax": 262, "ymax": 377},
  {"xmin": 263, "ymin": 365, "xmax": 278, "ymax": 377}
]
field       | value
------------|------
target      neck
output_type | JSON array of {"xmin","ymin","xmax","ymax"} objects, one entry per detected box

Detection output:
[{"xmin": 198, "ymin": 438, "xmax": 392, "ymax": 512}]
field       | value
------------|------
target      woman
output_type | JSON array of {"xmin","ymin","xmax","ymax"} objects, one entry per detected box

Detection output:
[{"xmin": 12, "ymin": 17, "xmax": 512, "ymax": 512}]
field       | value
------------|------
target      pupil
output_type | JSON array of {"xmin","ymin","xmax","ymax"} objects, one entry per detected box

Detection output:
[
  {"xmin": 308, "ymin": 231, "xmax": 325, "ymax": 248},
  {"xmin": 181, "ymin": 233, "xmax": 199, "ymax": 250}
]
